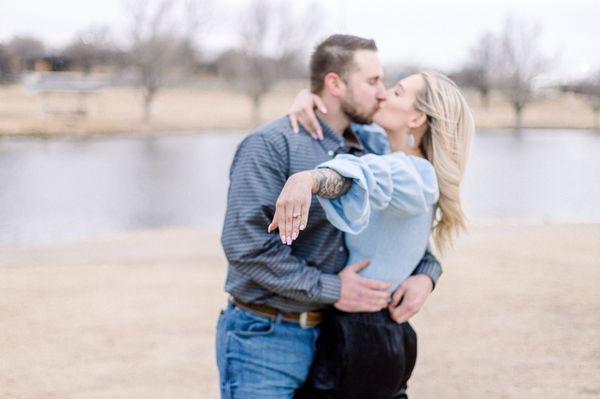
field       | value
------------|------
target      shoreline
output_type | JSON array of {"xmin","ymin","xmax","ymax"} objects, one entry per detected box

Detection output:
[
  {"xmin": 1, "ymin": 126, "xmax": 598, "ymax": 141},
  {"xmin": 2, "ymin": 220, "xmax": 600, "ymax": 249}
]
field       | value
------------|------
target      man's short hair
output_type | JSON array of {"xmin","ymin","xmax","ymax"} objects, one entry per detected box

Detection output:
[{"xmin": 309, "ymin": 34, "xmax": 378, "ymax": 93}]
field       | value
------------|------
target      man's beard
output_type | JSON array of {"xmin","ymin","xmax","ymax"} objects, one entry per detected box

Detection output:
[{"xmin": 340, "ymin": 91, "xmax": 376, "ymax": 125}]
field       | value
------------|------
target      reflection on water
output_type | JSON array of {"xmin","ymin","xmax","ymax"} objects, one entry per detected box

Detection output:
[
  {"xmin": 464, "ymin": 130, "xmax": 600, "ymax": 222},
  {"xmin": 1, "ymin": 130, "xmax": 599, "ymax": 244}
]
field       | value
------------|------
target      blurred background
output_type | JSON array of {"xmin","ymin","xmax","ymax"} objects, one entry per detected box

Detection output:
[{"xmin": 1, "ymin": 0, "xmax": 599, "ymax": 398}]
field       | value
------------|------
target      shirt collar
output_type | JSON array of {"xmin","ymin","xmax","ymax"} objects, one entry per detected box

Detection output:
[{"xmin": 318, "ymin": 117, "xmax": 365, "ymax": 153}]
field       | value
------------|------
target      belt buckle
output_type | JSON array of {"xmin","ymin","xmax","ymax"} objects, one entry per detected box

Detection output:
[{"xmin": 299, "ymin": 312, "xmax": 309, "ymax": 329}]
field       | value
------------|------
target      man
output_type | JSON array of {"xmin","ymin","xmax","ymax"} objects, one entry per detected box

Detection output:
[{"xmin": 216, "ymin": 34, "xmax": 441, "ymax": 399}]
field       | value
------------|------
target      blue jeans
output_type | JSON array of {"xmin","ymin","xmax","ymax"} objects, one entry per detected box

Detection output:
[{"xmin": 216, "ymin": 301, "xmax": 320, "ymax": 399}]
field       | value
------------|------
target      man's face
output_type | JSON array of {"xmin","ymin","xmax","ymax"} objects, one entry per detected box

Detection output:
[{"xmin": 340, "ymin": 50, "xmax": 386, "ymax": 125}]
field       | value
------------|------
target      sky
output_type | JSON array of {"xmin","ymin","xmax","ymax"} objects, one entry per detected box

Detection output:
[{"xmin": 1, "ymin": 0, "xmax": 598, "ymax": 81}]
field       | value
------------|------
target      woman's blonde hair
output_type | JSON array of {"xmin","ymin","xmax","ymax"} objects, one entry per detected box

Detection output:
[{"xmin": 414, "ymin": 71, "xmax": 475, "ymax": 253}]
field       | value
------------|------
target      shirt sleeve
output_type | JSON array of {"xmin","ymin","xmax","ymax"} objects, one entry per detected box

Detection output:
[
  {"xmin": 315, "ymin": 152, "xmax": 439, "ymax": 234},
  {"xmin": 412, "ymin": 247, "xmax": 443, "ymax": 289},
  {"xmin": 351, "ymin": 123, "xmax": 390, "ymax": 155},
  {"xmin": 220, "ymin": 133, "xmax": 341, "ymax": 305}
]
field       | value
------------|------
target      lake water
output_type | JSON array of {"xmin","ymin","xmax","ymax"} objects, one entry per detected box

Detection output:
[{"xmin": 1, "ymin": 129, "xmax": 599, "ymax": 244}]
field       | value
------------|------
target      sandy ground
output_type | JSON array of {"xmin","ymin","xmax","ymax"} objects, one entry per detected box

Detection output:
[
  {"xmin": 0, "ymin": 83, "xmax": 598, "ymax": 137},
  {"xmin": 1, "ymin": 224, "xmax": 599, "ymax": 399}
]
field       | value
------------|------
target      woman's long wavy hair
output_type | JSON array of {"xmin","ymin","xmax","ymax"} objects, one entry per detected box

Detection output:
[{"xmin": 415, "ymin": 72, "xmax": 475, "ymax": 253}]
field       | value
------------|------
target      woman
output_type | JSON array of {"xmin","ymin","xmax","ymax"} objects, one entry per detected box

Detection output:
[{"xmin": 269, "ymin": 71, "xmax": 475, "ymax": 398}]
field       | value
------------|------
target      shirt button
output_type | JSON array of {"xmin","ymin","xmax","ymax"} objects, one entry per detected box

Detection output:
[
  {"xmin": 328, "ymin": 150, "xmax": 335, "ymax": 157},
  {"xmin": 338, "ymin": 246, "xmax": 345, "ymax": 252}
]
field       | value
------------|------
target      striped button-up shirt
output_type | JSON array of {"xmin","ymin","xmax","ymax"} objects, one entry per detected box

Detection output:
[{"xmin": 221, "ymin": 116, "xmax": 442, "ymax": 312}]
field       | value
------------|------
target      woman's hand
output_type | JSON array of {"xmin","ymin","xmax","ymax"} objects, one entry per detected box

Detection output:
[
  {"xmin": 268, "ymin": 171, "xmax": 315, "ymax": 245},
  {"xmin": 288, "ymin": 89, "xmax": 328, "ymax": 140}
]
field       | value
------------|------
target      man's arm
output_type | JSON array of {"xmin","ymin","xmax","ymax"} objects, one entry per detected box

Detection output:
[
  {"xmin": 387, "ymin": 248, "xmax": 442, "ymax": 324},
  {"xmin": 221, "ymin": 133, "xmax": 340, "ymax": 304},
  {"xmin": 412, "ymin": 248, "xmax": 442, "ymax": 289},
  {"xmin": 312, "ymin": 168, "xmax": 353, "ymax": 199}
]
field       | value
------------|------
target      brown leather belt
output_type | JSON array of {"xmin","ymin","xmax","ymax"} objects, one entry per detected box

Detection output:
[{"xmin": 232, "ymin": 297, "xmax": 324, "ymax": 329}]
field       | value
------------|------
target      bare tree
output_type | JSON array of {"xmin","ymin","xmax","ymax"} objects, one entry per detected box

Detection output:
[
  {"xmin": 495, "ymin": 15, "xmax": 549, "ymax": 132},
  {"xmin": 587, "ymin": 93, "xmax": 600, "ymax": 131},
  {"xmin": 585, "ymin": 72, "xmax": 600, "ymax": 130},
  {"xmin": 466, "ymin": 32, "xmax": 497, "ymax": 107},
  {"xmin": 564, "ymin": 70, "xmax": 600, "ymax": 130},
  {"xmin": 62, "ymin": 26, "xmax": 119, "ymax": 74},
  {"xmin": 0, "ymin": 44, "xmax": 12, "ymax": 83},
  {"xmin": 6, "ymin": 36, "xmax": 45, "ymax": 74},
  {"xmin": 216, "ymin": 48, "xmax": 277, "ymax": 127},
  {"xmin": 126, "ymin": 0, "xmax": 211, "ymax": 122},
  {"xmin": 218, "ymin": 0, "xmax": 321, "ymax": 126}
]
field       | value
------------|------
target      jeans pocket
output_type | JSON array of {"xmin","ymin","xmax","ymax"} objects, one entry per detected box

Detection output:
[{"xmin": 232, "ymin": 308, "xmax": 275, "ymax": 337}]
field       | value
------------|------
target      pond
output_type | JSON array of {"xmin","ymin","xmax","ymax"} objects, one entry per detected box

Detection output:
[{"xmin": 1, "ymin": 129, "xmax": 598, "ymax": 244}]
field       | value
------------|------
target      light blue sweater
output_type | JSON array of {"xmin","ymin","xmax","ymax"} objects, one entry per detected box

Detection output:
[{"xmin": 317, "ymin": 151, "xmax": 439, "ymax": 292}]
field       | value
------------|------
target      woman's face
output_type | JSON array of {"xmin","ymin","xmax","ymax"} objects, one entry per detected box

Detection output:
[{"xmin": 373, "ymin": 74, "xmax": 426, "ymax": 133}]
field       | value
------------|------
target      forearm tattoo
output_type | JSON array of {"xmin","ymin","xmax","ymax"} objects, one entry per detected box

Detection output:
[{"xmin": 312, "ymin": 169, "xmax": 352, "ymax": 199}]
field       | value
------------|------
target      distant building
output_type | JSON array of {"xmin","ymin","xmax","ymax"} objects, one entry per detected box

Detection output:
[{"xmin": 32, "ymin": 56, "xmax": 71, "ymax": 72}]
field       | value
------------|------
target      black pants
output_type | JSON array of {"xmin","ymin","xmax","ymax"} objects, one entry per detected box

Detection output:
[{"xmin": 295, "ymin": 309, "xmax": 418, "ymax": 399}]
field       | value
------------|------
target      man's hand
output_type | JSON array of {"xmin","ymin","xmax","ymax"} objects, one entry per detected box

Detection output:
[
  {"xmin": 335, "ymin": 259, "xmax": 392, "ymax": 312},
  {"xmin": 388, "ymin": 274, "xmax": 433, "ymax": 324}
]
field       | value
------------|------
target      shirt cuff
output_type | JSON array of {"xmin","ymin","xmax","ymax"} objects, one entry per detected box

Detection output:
[
  {"xmin": 413, "ymin": 259, "xmax": 442, "ymax": 290},
  {"xmin": 316, "ymin": 273, "xmax": 342, "ymax": 304}
]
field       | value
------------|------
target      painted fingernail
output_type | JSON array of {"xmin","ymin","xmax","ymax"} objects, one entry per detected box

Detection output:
[
  {"xmin": 280, "ymin": 236, "xmax": 286, "ymax": 244},
  {"xmin": 292, "ymin": 232, "xmax": 298, "ymax": 240},
  {"xmin": 286, "ymin": 237, "xmax": 292, "ymax": 245},
  {"xmin": 300, "ymin": 224, "xmax": 306, "ymax": 230}
]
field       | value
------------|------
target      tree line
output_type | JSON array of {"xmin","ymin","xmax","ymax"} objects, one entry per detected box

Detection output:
[
  {"xmin": 451, "ymin": 15, "xmax": 600, "ymax": 131},
  {"xmin": 0, "ymin": 0, "xmax": 321, "ymax": 125},
  {"xmin": 0, "ymin": 2, "xmax": 599, "ymax": 130}
]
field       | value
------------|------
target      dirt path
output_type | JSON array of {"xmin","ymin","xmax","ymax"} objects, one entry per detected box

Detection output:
[{"xmin": 1, "ymin": 224, "xmax": 599, "ymax": 398}]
